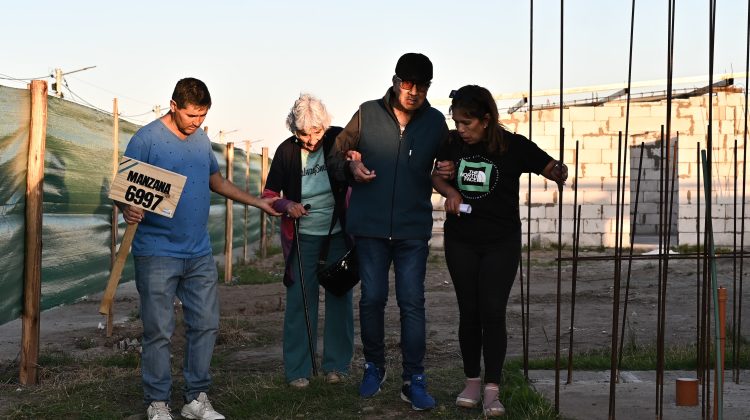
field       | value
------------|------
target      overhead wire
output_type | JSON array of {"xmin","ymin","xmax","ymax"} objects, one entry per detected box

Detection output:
[
  {"xmin": 59, "ymin": 78, "xmax": 160, "ymax": 125},
  {"xmin": 62, "ymin": 81, "xmax": 114, "ymax": 116},
  {"xmin": 0, "ymin": 72, "xmax": 50, "ymax": 81},
  {"xmin": 1, "ymin": 70, "xmax": 160, "ymax": 125},
  {"xmin": 66, "ymin": 74, "xmax": 153, "ymax": 106}
]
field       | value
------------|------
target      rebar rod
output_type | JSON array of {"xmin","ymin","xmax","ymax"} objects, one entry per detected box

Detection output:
[
  {"xmin": 733, "ymin": 138, "xmax": 738, "ymax": 384},
  {"xmin": 701, "ymin": 133, "xmax": 711, "ymax": 419},
  {"xmin": 616, "ymin": 136, "xmax": 629, "ymax": 375},
  {"xmin": 523, "ymin": 0, "xmax": 534, "ymax": 382},
  {"xmin": 737, "ymin": 0, "xmax": 749, "ymax": 385},
  {"xmin": 618, "ymin": 142, "xmax": 645, "ymax": 370},
  {"xmin": 709, "ymin": 0, "xmax": 723, "ymax": 415},
  {"xmin": 617, "ymin": 0, "xmax": 638, "ymax": 377},
  {"xmin": 554, "ymin": 127, "xmax": 564, "ymax": 414},
  {"xmin": 696, "ymin": 141, "xmax": 702, "ymax": 376},
  {"xmin": 659, "ymin": 138, "xmax": 679, "ymax": 416},
  {"xmin": 657, "ymin": 3, "xmax": 677, "ymax": 414},
  {"xmin": 608, "ymin": 133, "xmax": 623, "ymax": 420},
  {"xmin": 525, "ymin": 171, "xmax": 532, "ymax": 381},
  {"xmin": 518, "ymin": 250, "xmax": 527, "ymax": 377},
  {"xmin": 566, "ymin": 141, "xmax": 580, "ymax": 385},
  {"xmin": 702, "ymin": 148, "xmax": 724, "ymax": 420},
  {"xmin": 707, "ymin": 0, "xmax": 719, "ymax": 414},
  {"xmin": 655, "ymin": 126, "xmax": 665, "ymax": 418},
  {"xmin": 554, "ymin": 0, "xmax": 564, "ymax": 412}
]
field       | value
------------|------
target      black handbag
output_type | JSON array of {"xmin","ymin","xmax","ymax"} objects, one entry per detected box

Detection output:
[{"xmin": 317, "ymin": 206, "xmax": 359, "ymax": 297}]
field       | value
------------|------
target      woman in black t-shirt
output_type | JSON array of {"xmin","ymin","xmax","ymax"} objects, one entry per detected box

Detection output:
[{"xmin": 432, "ymin": 85, "xmax": 567, "ymax": 417}]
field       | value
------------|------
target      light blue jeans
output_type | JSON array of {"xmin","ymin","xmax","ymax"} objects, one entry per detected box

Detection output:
[
  {"xmin": 284, "ymin": 232, "xmax": 354, "ymax": 382},
  {"xmin": 134, "ymin": 253, "xmax": 219, "ymax": 404},
  {"xmin": 356, "ymin": 237, "xmax": 429, "ymax": 380}
]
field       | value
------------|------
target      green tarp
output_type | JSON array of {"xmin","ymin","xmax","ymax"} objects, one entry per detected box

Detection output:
[{"xmin": 0, "ymin": 85, "xmax": 269, "ymax": 325}]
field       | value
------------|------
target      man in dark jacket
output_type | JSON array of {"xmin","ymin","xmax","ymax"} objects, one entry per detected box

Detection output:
[{"xmin": 328, "ymin": 53, "xmax": 454, "ymax": 410}]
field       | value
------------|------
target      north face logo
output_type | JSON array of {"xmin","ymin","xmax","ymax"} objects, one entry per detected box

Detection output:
[{"xmin": 462, "ymin": 169, "xmax": 486, "ymax": 184}]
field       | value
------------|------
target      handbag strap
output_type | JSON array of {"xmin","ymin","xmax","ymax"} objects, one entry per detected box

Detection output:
[{"xmin": 317, "ymin": 205, "xmax": 340, "ymax": 269}]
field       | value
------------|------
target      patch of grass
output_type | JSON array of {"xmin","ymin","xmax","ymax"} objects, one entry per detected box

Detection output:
[
  {"xmin": 0, "ymin": 359, "xmax": 18, "ymax": 384},
  {"xmin": 36, "ymin": 350, "xmax": 75, "ymax": 367},
  {"xmin": 216, "ymin": 317, "xmax": 252, "ymax": 346},
  {"xmin": 580, "ymin": 245, "xmax": 606, "ymax": 253},
  {"xmin": 73, "ymin": 337, "xmax": 97, "ymax": 350},
  {"xmin": 677, "ymin": 243, "xmax": 739, "ymax": 254},
  {"xmin": 6, "ymin": 366, "xmax": 143, "ymax": 420},
  {"xmin": 5, "ymin": 355, "xmax": 557, "ymax": 419},
  {"xmin": 677, "ymin": 244, "xmax": 702, "ymax": 254},
  {"xmin": 210, "ymin": 352, "xmax": 227, "ymax": 367},
  {"xmin": 213, "ymin": 365, "xmax": 556, "ymax": 419},
  {"xmin": 522, "ymin": 238, "xmax": 545, "ymax": 251},
  {"xmin": 530, "ymin": 258, "xmax": 569, "ymax": 268},
  {"xmin": 216, "ymin": 317, "xmax": 279, "ymax": 347},
  {"xmin": 549, "ymin": 242, "xmax": 570, "ymax": 251},
  {"xmin": 255, "ymin": 245, "xmax": 282, "ymax": 258},
  {"xmin": 98, "ymin": 352, "xmax": 140, "ymax": 369},
  {"xmin": 220, "ymin": 263, "xmax": 281, "ymax": 285},
  {"xmin": 127, "ymin": 309, "xmax": 140, "ymax": 321},
  {"xmin": 521, "ymin": 341, "xmax": 750, "ymax": 371}
]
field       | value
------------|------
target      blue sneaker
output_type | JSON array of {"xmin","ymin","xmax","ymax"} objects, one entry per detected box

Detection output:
[
  {"xmin": 400, "ymin": 374, "xmax": 436, "ymax": 410},
  {"xmin": 359, "ymin": 362, "xmax": 386, "ymax": 397}
]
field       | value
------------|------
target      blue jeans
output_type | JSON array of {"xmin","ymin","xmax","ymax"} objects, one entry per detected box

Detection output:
[
  {"xmin": 284, "ymin": 232, "xmax": 354, "ymax": 382},
  {"xmin": 356, "ymin": 237, "xmax": 428, "ymax": 380},
  {"xmin": 134, "ymin": 253, "xmax": 219, "ymax": 404}
]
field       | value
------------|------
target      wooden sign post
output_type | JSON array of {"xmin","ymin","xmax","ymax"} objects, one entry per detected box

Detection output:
[{"xmin": 99, "ymin": 157, "xmax": 186, "ymax": 315}]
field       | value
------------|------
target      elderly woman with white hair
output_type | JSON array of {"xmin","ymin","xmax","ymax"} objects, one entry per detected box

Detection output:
[{"xmin": 262, "ymin": 93, "xmax": 355, "ymax": 388}]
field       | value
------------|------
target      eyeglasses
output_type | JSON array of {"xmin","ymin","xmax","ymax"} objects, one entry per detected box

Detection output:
[{"xmin": 394, "ymin": 75, "xmax": 431, "ymax": 93}]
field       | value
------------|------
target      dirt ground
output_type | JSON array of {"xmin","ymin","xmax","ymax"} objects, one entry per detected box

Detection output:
[{"xmin": 1, "ymin": 246, "xmax": 749, "ymax": 417}]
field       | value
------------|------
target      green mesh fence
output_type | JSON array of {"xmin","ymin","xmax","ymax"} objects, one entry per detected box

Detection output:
[
  {"xmin": 0, "ymin": 86, "xmax": 30, "ymax": 325},
  {"xmin": 0, "ymin": 85, "xmax": 271, "ymax": 325}
]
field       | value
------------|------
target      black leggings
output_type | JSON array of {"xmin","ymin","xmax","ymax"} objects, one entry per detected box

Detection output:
[{"xmin": 445, "ymin": 235, "xmax": 520, "ymax": 384}]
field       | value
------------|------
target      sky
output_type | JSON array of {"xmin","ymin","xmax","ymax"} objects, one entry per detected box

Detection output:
[{"xmin": 2, "ymin": 0, "xmax": 749, "ymax": 154}]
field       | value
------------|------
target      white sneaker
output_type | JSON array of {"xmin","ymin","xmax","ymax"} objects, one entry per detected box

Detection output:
[
  {"xmin": 180, "ymin": 392, "xmax": 225, "ymax": 420},
  {"xmin": 289, "ymin": 378, "xmax": 310, "ymax": 388},
  {"xmin": 146, "ymin": 401, "xmax": 173, "ymax": 420}
]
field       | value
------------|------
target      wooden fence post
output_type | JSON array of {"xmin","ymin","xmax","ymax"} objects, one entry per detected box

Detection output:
[
  {"xmin": 243, "ymin": 141, "xmax": 250, "ymax": 264},
  {"xmin": 260, "ymin": 147, "xmax": 269, "ymax": 258},
  {"xmin": 20, "ymin": 80, "xmax": 48, "ymax": 385},
  {"xmin": 107, "ymin": 98, "xmax": 119, "ymax": 337},
  {"xmin": 224, "ymin": 142, "xmax": 234, "ymax": 283}
]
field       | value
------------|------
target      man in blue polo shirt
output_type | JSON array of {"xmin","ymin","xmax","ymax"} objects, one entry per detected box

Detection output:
[{"xmin": 118, "ymin": 78, "xmax": 280, "ymax": 420}]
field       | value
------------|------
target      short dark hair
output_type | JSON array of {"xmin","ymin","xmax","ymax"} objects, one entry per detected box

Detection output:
[{"xmin": 172, "ymin": 78, "xmax": 211, "ymax": 109}]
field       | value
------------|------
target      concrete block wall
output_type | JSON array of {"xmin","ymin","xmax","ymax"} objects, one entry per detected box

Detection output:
[{"xmin": 431, "ymin": 88, "xmax": 750, "ymax": 249}]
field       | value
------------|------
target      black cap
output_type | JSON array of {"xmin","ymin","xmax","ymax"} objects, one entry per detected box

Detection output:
[{"xmin": 395, "ymin": 53, "xmax": 433, "ymax": 83}]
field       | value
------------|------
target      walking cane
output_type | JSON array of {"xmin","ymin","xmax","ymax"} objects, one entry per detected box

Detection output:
[{"xmin": 294, "ymin": 205, "xmax": 318, "ymax": 376}]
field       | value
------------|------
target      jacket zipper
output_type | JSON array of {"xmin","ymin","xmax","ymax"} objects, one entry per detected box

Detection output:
[{"xmin": 388, "ymin": 126, "xmax": 404, "ymax": 240}]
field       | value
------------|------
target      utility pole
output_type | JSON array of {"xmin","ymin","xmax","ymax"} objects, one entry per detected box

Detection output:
[
  {"xmin": 218, "ymin": 129, "xmax": 238, "ymax": 144},
  {"xmin": 50, "ymin": 65, "xmax": 97, "ymax": 99},
  {"xmin": 53, "ymin": 68, "xmax": 63, "ymax": 98},
  {"xmin": 242, "ymin": 139, "xmax": 263, "ymax": 154},
  {"xmin": 153, "ymin": 105, "xmax": 161, "ymax": 120}
]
